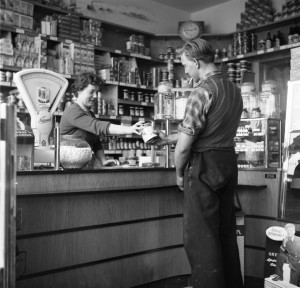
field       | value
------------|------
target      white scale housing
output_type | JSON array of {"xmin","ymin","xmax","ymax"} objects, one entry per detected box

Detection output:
[{"xmin": 14, "ymin": 69, "xmax": 68, "ymax": 163}]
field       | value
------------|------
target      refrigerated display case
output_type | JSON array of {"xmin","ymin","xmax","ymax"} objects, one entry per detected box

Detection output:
[
  {"xmin": 235, "ymin": 118, "xmax": 281, "ymax": 169},
  {"xmin": 279, "ymin": 81, "xmax": 300, "ymax": 220}
]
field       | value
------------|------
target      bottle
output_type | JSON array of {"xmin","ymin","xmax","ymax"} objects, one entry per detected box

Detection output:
[
  {"xmin": 293, "ymin": 24, "xmax": 299, "ymax": 43},
  {"xmin": 266, "ymin": 32, "xmax": 272, "ymax": 49},
  {"xmin": 288, "ymin": 26, "xmax": 294, "ymax": 44}
]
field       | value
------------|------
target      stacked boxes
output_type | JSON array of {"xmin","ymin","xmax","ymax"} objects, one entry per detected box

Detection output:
[
  {"xmin": 57, "ymin": 14, "xmax": 80, "ymax": 42},
  {"xmin": 70, "ymin": 42, "xmax": 95, "ymax": 74},
  {"xmin": 0, "ymin": 33, "xmax": 13, "ymax": 66},
  {"xmin": 0, "ymin": 0, "xmax": 34, "ymax": 30},
  {"xmin": 11, "ymin": 34, "xmax": 40, "ymax": 68},
  {"xmin": 236, "ymin": 0, "xmax": 273, "ymax": 31},
  {"xmin": 40, "ymin": 15, "xmax": 58, "ymax": 36},
  {"xmin": 81, "ymin": 18, "xmax": 103, "ymax": 46},
  {"xmin": 290, "ymin": 47, "xmax": 300, "ymax": 81}
]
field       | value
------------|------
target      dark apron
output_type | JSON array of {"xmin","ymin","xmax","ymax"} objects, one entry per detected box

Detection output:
[{"xmin": 183, "ymin": 148, "xmax": 244, "ymax": 288}]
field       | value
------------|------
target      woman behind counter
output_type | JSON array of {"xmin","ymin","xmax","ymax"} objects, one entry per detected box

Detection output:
[{"xmin": 60, "ymin": 72, "xmax": 143, "ymax": 167}]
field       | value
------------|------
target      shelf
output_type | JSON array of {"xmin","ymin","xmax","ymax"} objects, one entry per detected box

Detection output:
[
  {"xmin": 171, "ymin": 88, "xmax": 193, "ymax": 92},
  {"xmin": 235, "ymin": 14, "xmax": 300, "ymax": 35},
  {"xmin": 0, "ymin": 24, "xmax": 37, "ymax": 36},
  {"xmin": 103, "ymin": 80, "xmax": 158, "ymax": 91},
  {"xmin": 0, "ymin": 81, "xmax": 16, "ymax": 88},
  {"xmin": 118, "ymin": 99, "xmax": 154, "ymax": 107},
  {"xmin": 216, "ymin": 42, "xmax": 300, "ymax": 63},
  {"xmin": 0, "ymin": 65, "xmax": 22, "ymax": 72},
  {"xmin": 53, "ymin": 112, "xmax": 151, "ymax": 122},
  {"xmin": 236, "ymin": 184, "xmax": 267, "ymax": 190}
]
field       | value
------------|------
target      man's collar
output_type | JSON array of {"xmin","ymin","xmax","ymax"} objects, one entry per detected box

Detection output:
[{"xmin": 194, "ymin": 71, "xmax": 222, "ymax": 87}]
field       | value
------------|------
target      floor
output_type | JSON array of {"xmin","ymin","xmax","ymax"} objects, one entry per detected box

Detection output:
[{"xmin": 133, "ymin": 275, "xmax": 264, "ymax": 288}]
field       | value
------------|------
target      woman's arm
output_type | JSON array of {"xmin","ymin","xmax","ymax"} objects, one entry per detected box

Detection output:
[{"xmin": 108, "ymin": 121, "xmax": 143, "ymax": 135}]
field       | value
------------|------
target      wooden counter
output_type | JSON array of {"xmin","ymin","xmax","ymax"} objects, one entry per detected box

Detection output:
[{"xmin": 16, "ymin": 168, "xmax": 190, "ymax": 288}]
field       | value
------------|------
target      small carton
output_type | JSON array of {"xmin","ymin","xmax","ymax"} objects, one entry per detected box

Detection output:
[
  {"xmin": 19, "ymin": 0, "xmax": 27, "ymax": 15},
  {"xmin": 26, "ymin": 2, "xmax": 33, "ymax": 16},
  {"xmin": 13, "ymin": 12, "xmax": 20, "ymax": 27}
]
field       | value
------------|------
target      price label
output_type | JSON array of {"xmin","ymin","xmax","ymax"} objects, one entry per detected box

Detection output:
[
  {"xmin": 237, "ymin": 54, "xmax": 244, "ymax": 59},
  {"xmin": 139, "ymin": 118, "xmax": 145, "ymax": 121},
  {"xmin": 115, "ymin": 49, "xmax": 121, "ymax": 54},
  {"xmin": 140, "ymin": 85, "xmax": 146, "ymax": 89},
  {"xmin": 110, "ymin": 116, "xmax": 117, "ymax": 119},
  {"xmin": 49, "ymin": 36, "xmax": 58, "ymax": 41},
  {"xmin": 63, "ymin": 74, "xmax": 71, "ymax": 78},
  {"xmin": 280, "ymin": 45, "xmax": 287, "ymax": 50},
  {"xmin": 257, "ymin": 50, "xmax": 264, "ymax": 54},
  {"xmin": 266, "ymin": 48, "xmax": 274, "ymax": 52},
  {"xmin": 141, "ymin": 102, "xmax": 147, "ymax": 106},
  {"xmin": 16, "ymin": 28, "xmax": 25, "ymax": 34},
  {"xmin": 222, "ymin": 57, "xmax": 229, "ymax": 62},
  {"xmin": 127, "ymin": 83, "xmax": 137, "ymax": 87},
  {"xmin": 65, "ymin": 39, "xmax": 72, "ymax": 44}
]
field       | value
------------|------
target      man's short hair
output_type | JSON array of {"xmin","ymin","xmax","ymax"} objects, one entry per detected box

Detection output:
[
  {"xmin": 178, "ymin": 38, "xmax": 215, "ymax": 64},
  {"xmin": 284, "ymin": 223, "xmax": 296, "ymax": 230}
]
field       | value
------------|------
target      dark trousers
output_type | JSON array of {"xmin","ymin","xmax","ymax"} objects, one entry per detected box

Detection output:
[
  {"xmin": 275, "ymin": 250, "xmax": 288, "ymax": 278},
  {"xmin": 183, "ymin": 149, "xmax": 244, "ymax": 288}
]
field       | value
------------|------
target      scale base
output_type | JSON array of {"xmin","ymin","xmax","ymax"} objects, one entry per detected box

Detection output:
[{"xmin": 34, "ymin": 147, "xmax": 55, "ymax": 165}]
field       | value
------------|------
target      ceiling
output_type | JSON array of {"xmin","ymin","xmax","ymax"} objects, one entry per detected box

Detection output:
[{"xmin": 151, "ymin": 0, "xmax": 231, "ymax": 13}]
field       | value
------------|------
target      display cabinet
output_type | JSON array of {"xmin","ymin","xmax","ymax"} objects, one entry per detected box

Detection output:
[
  {"xmin": 279, "ymin": 80, "xmax": 300, "ymax": 220},
  {"xmin": 235, "ymin": 118, "xmax": 281, "ymax": 169}
]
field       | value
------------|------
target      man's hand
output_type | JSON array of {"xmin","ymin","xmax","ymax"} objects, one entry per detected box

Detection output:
[
  {"xmin": 177, "ymin": 175, "xmax": 184, "ymax": 191},
  {"xmin": 283, "ymin": 236, "xmax": 288, "ymax": 247},
  {"xmin": 152, "ymin": 130, "xmax": 167, "ymax": 146}
]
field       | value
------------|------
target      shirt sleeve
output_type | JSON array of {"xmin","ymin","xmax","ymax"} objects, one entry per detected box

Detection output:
[
  {"xmin": 178, "ymin": 87, "xmax": 213, "ymax": 136},
  {"xmin": 65, "ymin": 104, "xmax": 111, "ymax": 136}
]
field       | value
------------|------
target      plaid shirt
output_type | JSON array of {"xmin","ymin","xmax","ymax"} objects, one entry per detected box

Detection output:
[{"xmin": 179, "ymin": 71, "xmax": 218, "ymax": 136}]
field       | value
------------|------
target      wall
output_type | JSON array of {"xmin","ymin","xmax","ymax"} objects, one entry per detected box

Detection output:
[
  {"xmin": 76, "ymin": 0, "xmax": 190, "ymax": 34},
  {"xmin": 191, "ymin": 0, "xmax": 286, "ymax": 34}
]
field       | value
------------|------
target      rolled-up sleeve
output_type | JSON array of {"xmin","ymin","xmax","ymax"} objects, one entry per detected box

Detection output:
[{"xmin": 178, "ymin": 87, "xmax": 212, "ymax": 136}]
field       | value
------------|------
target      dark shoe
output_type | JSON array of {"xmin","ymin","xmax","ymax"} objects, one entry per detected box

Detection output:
[{"xmin": 272, "ymin": 275, "xmax": 283, "ymax": 281}]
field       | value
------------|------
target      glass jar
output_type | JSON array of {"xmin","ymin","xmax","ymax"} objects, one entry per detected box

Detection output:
[
  {"xmin": 129, "ymin": 106, "xmax": 135, "ymax": 116},
  {"xmin": 139, "ymin": 107, "xmax": 144, "ymax": 117},
  {"xmin": 154, "ymin": 81, "xmax": 175, "ymax": 120},
  {"xmin": 258, "ymin": 80, "xmax": 280, "ymax": 118},
  {"xmin": 135, "ymin": 107, "xmax": 140, "ymax": 117},
  {"xmin": 241, "ymin": 82, "xmax": 257, "ymax": 113},
  {"xmin": 137, "ymin": 91, "xmax": 143, "ymax": 102},
  {"xmin": 60, "ymin": 135, "xmax": 92, "ymax": 169},
  {"xmin": 175, "ymin": 91, "xmax": 190, "ymax": 119},
  {"xmin": 130, "ymin": 92, "xmax": 135, "ymax": 101},
  {"xmin": 123, "ymin": 89, "xmax": 129, "ymax": 100},
  {"xmin": 118, "ymin": 104, "xmax": 124, "ymax": 116}
]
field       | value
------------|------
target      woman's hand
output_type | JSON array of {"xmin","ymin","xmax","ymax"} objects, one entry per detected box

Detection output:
[
  {"xmin": 130, "ymin": 121, "xmax": 144, "ymax": 135},
  {"xmin": 103, "ymin": 159, "xmax": 120, "ymax": 166}
]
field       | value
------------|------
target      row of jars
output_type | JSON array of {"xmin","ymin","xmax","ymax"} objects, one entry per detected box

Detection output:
[
  {"xmin": 118, "ymin": 105, "xmax": 145, "ymax": 117},
  {"xmin": 241, "ymin": 81, "xmax": 280, "ymax": 119},
  {"xmin": 103, "ymin": 137, "xmax": 152, "ymax": 151},
  {"xmin": 122, "ymin": 89, "xmax": 154, "ymax": 103}
]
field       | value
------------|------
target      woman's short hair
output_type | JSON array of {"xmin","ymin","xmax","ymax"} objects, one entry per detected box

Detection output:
[
  {"xmin": 72, "ymin": 72, "xmax": 103, "ymax": 92},
  {"xmin": 178, "ymin": 38, "xmax": 215, "ymax": 63}
]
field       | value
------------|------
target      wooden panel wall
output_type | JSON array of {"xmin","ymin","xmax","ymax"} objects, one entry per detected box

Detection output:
[{"xmin": 16, "ymin": 171, "xmax": 190, "ymax": 288}]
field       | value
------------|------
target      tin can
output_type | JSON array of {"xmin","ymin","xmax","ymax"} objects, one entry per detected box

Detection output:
[
  {"xmin": 137, "ymin": 92, "xmax": 143, "ymax": 102},
  {"xmin": 130, "ymin": 92, "xmax": 135, "ymax": 101},
  {"xmin": 135, "ymin": 107, "xmax": 140, "ymax": 117},
  {"xmin": 139, "ymin": 107, "xmax": 144, "ymax": 117},
  {"xmin": 118, "ymin": 104, "xmax": 124, "ymax": 116},
  {"xmin": 129, "ymin": 106, "xmax": 135, "ymax": 116},
  {"xmin": 144, "ymin": 94, "xmax": 149, "ymax": 103},
  {"xmin": 123, "ymin": 89, "xmax": 129, "ymax": 100}
]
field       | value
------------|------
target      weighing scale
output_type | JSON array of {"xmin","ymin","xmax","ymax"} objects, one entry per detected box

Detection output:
[{"xmin": 14, "ymin": 69, "xmax": 69, "ymax": 164}]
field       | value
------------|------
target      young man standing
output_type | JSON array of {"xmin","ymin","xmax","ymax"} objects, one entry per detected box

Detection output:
[{"xmin": 156, "ymin": 38, "xmax": 244, "ymax": 288}]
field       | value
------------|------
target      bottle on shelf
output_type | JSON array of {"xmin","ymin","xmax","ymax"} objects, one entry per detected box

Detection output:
[
  {"xmin": 266, "ymin": 32, "xmax": 272, "ymax": 49},
  {"xmin": 288, "ymin": 26, "xmax": 294, "ymax": 44}
]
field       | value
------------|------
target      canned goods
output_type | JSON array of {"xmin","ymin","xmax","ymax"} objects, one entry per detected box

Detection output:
[
  {"xmin": 139, "ymin": 107, "xmax": 144, "ymax": 117},
  {"xmin": 135, "ymin": 107, "xmax": 140, "ymax": 117},
  {"xmin": 137, "ymin": 92, "xmax": 143, "ymax": 102},
  {"xmin": 7, "ymin": 94, "xmax": 16, "ymax": 105},
  {"xmin": 150, "ymin": 94, "xmax": 154, "ymax": 103},
  {"xmin": 129, "ymin": 106, "xmax": 135, "ymax": 116},
  {"xmin": 123, "ymin": 89, "xmax": 129, "ymax": 100},
  {"xmin": 144, "ymin": 94, "xmax": 149, "ymax": 102},
  {"xmin": 118, "ymin": 104, "xmax": 124, "ymax": 115},
  {"xmin": 130, "ymin": 92, "xmax": 135, "ymax": 101}
]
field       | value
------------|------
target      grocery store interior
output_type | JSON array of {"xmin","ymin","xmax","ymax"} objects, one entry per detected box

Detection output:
[{"xmin": 1, "ymin": 0, "xmax": 300, "ymax": 287}]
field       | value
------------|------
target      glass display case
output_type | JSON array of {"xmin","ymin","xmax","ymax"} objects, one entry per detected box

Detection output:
[
  {"xmin": 235, "ymin": 118, "xmax": 281, "ymax": 169},
  {"xmin": 280, "ymin": 81, "xmax": 300, "ymax": 220}
]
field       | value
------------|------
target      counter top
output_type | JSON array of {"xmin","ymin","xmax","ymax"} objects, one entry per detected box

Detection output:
[{"xmin": 17, "ymin": 166, "xmax": 175, "ymax": 176}]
